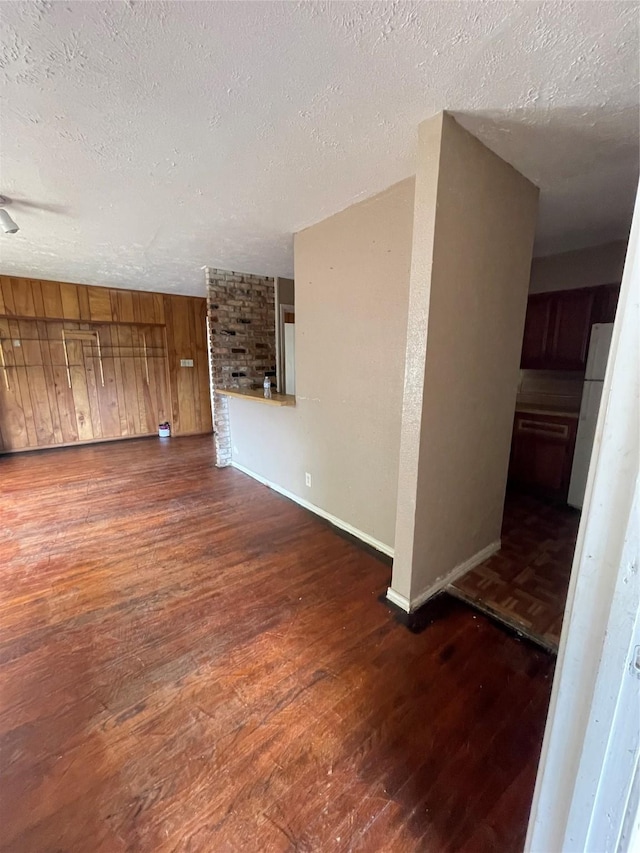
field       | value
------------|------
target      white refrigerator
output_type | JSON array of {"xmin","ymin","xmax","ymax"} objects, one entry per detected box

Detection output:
[{"xmin": 568, "ymin": 322, "xmax": 614, "ymax": 509}]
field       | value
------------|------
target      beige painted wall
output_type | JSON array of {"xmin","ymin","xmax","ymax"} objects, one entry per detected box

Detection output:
[
  {"xmin": 227, "ymin": 178, "xmax": 415, "ymax": 550},
  {"xmin": 529, "ymin": 241, "xmax": 626, "ymax": 294},
  {"xmin": 392, "ymin": 113, "xmax": 539, "ymax": 605}
]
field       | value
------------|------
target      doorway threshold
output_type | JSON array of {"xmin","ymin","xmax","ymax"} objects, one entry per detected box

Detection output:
[{"xmin": 447, "ymin": 586, "xmax": 558, "ymax": 654}]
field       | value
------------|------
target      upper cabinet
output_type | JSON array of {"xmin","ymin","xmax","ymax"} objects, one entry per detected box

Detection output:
[
  {"xmin": 592, "ymin": 283, "xmax": 620, "ymax": 324},
  {"xmin": 520, "ymin": 293, "xmax": 553, "ymax": 368},
  {"xmin": 547, "ymin": 288, "xmax": 596, "ymax": 370},
  {"xmin": 521, "ymin": 284, "xmax": 620, "ymax": 371}
]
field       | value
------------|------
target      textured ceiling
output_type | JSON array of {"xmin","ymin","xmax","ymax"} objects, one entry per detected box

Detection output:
[{"xmin": 0, "ymin": 1, "xmax": 638, "ymax": 296}]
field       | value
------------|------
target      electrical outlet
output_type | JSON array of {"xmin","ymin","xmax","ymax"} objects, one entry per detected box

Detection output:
[
  {"xmin": 305, "ymin": 472, "xmax": 312, "ymax": 488},
  {"xmin": 180, "ymin": 358, "xmax": 194, "ymax": 367}
]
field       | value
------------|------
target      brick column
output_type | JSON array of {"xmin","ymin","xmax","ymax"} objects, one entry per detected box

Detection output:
[{"xmin": 205, "ymin": 268, "xmax": 276, "ymax": 467}]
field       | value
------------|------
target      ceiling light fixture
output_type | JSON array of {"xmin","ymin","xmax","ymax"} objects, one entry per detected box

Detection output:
[{"xmin": 0, "ymin": 196, "xmax": 19, "ymax": 234}]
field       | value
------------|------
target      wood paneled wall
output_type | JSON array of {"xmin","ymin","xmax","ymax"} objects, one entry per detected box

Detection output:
[
  {"xmin": 0, "ymin": 276, "xmax": 212, "ymax": 452},
  {"xmin": 164, "ymin": 295, "xmax": 211, "ymax": 438}
]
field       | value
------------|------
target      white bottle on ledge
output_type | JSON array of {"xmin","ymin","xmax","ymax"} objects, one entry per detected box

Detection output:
[{"xmin": 263, "ymin": 375, "xmax": 272, "ymax": 399}]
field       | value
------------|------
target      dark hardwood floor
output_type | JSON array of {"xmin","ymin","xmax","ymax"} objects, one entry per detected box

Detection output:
[{"xmin": 0, "ymin": 436, "xmax": 554, "ymax": 852}]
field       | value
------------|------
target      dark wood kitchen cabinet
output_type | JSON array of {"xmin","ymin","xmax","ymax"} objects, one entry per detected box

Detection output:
[
  {"xmin": 520, "ymin": 284, "xmax": 619, "ymax": 371},
  {"xmin": 592, "ymin": 283, "xmax": 620, "ymax": 324},
  {"xmin": 547, "ymin": 288, "xmax": 596, "ymax": 370},
  {"xmin": 520, "ymin": 294, "xmax": 553, "ymax": 368},
  {"xmin": 509, "ymin": 411, "xmax": 578, "ymax": 500}
]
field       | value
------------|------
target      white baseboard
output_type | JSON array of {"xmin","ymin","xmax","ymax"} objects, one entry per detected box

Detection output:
[
  {"xmin": 230, "ymin": 461, "xmax": 394, "ymax": 558},
  {"xmin": 386, "ymin": 539, "xmax": 501, "ymax": 613},
  {"xmin": 386, "ymin": 587, "xmax": 411, "ymax": 612}
]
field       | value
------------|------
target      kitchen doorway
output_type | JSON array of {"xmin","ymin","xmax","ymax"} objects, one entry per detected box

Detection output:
[{"xmin": 449, "ymin": 251, "xmax": 624, "ymax": 652}]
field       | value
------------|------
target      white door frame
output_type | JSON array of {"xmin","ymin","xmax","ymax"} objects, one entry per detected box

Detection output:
[{"xmin": 526, "ymin": 186, "xmax": 639, "ymax": 851}]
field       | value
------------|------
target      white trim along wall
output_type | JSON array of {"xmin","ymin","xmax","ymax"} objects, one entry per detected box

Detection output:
[
  {"xmin": 386, "ymin": 540, "xmax": 501, "ymax": 613},
  {"xmin": 231, "ymin": 461, "xmax": 394, "ymax": 558}
]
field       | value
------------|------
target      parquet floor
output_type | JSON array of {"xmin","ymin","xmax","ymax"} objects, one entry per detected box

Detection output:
[
  {"xmin": 0, "ymin": 436, "xmax": 554, "ymax": 852},
  {"xmin": 451, "ymin": 491, "xmax": 580, "ymax": 653}
]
